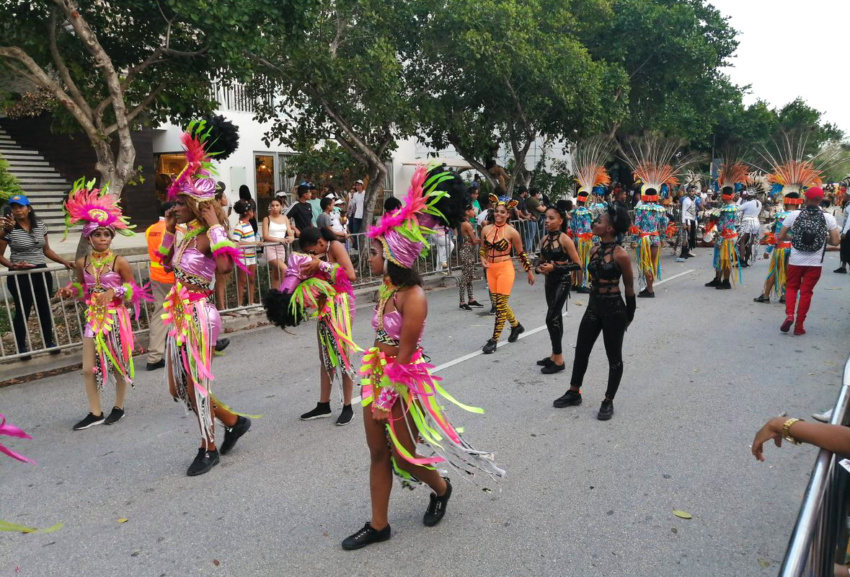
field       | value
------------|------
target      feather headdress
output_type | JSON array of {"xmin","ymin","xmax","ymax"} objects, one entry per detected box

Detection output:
[
  {"xmin": 368, "ymin": 163, "xmax": 462, "ymax": 269},
  {"xmin": 745, "ymin": 171, "xmax": 771, "ymax": 195},
  {"xmin": 756, "ymin": 130, "xmax": 839, "ymax": 200},
  {"xmin": 569, "ymin": 135, "xmax": 613, "ymax": 195},
  {"xmin": 167, "ymin": 119, "xmax": 219, "ymax": 202},
  {"xmin": 618, "ymin": 134, "xmax": 699, "ymax": 201},
  {"xmin": 63, "ymin": 177, "xmax": 133, "ymax": 238}
]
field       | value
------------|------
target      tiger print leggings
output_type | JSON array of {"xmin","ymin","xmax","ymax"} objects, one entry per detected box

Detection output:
[
  {"xmin": 491, "ymin": 294, "xmax": 518, "ymax": 340},
  {"xmin": 458, "ymin": 241, "xmax": 476, "ymax": 303}
]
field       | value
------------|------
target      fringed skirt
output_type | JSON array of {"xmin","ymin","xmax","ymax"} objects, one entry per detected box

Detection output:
[
  {"xmin": 713, "ymin": 234, "xmax": 742, "ymax": 284},
  {"xmin": 636, "ymin": 233, "xmax": 661, "ymax": 287},
  {"xmin": 317, "ymin": 296, "xmax": 359, "ymax": 385},
  {"xmin": 85, "ymin": 301, "xmax": 135, "ymax": 390},
  {"xmin": 163, "ymin": 284, "xmax": 221, "ymax": 445},
  {"xmin": 576, "ymin": 235, "xmax": 593, "ymax": 288},
  {"xmin": 359, "ymin": 346, "xmax": 505, "ymax": 489},
  {"xmin": 767, "ymin": 245, "xmax": 790, "ymax": 298}
]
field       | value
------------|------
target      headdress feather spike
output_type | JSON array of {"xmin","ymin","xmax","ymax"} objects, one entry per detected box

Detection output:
[
  {"xmin": 618, "ymin": 133, "xmax": 701, "ymax": 199},
  {"xmin": 167, "ymin": 119, "xmax": 219, "ymax": 202},
  {"xmin": 568, "ymin": 135, "xmax": 613, "ymax": 194}
]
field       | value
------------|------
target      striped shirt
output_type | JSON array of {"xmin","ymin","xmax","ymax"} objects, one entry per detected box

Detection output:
[
  {"xmin": 6, "ymin": 220, "xmax": 48, "ymax": 264},
  {"xmin": 231, "ymin": 221, "xmax": 257, "ymax": 259}
]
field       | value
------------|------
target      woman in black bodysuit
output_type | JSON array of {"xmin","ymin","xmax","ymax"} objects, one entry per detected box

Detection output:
[
  {"xmin": 536, "ymin": 204, "xmax": 581, "ymax": 374},
  {"xmin": 553, "ymin": 205, "xmax": 635, "ymax": 421}
]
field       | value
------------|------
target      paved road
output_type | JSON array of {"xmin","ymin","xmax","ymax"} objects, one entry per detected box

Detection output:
[{"xmin": 2, "ymin": 249, "xmax": 848, "ymax": 576}]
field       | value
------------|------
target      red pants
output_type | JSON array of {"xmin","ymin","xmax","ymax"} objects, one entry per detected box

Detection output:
[{"xmin": 785, "ymin": 265, "xmax": 822, "ymax": 325}]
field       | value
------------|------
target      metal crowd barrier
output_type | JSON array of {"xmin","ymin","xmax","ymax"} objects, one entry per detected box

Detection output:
[{"xmin": 779, "ymin": 355, "xmax": 850, "ymax": 576}]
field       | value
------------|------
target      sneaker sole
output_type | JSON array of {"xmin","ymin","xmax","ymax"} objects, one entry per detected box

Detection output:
[
  {"xmin": 597, "ymin": 412, "xmax": 613, "ymax": 421},
  {"xmin": 301, "ymin": 413, "xmax": 332, "ymax": 421},
  {"xmin": 553, "ymin": 399, "xmax": 582, "ymax": 409},
  {"xmin": 335, "ymin": 416, "xmax": 354, "ymax": 426},
  {"xmin": 342, "ymin": 532, "xmax": 391, "ymax": 551},
  {"xmin": 186, "ymin": 456, "xmax": 220, "ymax": 477},
  {"xmin": 104, "ymin": 415, "xmax": 124, "ymax": 425},
  {"xmin": 73, "ymin": 419, "xmax": 105, "ymax": 431}
]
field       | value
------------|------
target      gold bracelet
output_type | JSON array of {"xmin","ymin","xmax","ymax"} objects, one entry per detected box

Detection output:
[{"xmin": 783, "ymin": 418, "xmax": 803, "ymax": 445}]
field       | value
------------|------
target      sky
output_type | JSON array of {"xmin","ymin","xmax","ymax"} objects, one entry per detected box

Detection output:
[{"xmin": 708, "ymin": 0, "xmax": 850, "ymax": 135}]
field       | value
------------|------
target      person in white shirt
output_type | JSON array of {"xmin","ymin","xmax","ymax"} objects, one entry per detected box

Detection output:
[
  {"xmin": 677, "ymin": 186, "xmax": 698, "ymax": 261},
  {"xmin": 736, "ymin": 191, "xmax": 762, "ymax": 266},
  {"xmin": 347, "ymin": 180, "xmax": 366, "ymax": 234},
  {"xmin": 776, "ymin": 187, "xmax": 840, "ymax": 335},
  {"xmin": 833, "ymin": 198, "xmax": 850, "ymax": 274}
]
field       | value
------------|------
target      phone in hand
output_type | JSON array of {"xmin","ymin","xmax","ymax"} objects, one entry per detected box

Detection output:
[{"xmin": 2, "ymin": 205, "xmax": 11, "ymax": 218}]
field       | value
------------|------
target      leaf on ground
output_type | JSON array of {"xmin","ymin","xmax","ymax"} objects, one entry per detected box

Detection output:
[
  {"xmin": 213, "ymin": 559, "xmax": 220, "ymax": 567},
  {"xmin": 117, "ymin": 518, "xmax": 129, "ymax": 524},
  {"xmin": 0, "ymin": 520, "xmax": 63, "ymax": 534},
  {"xmin": 672, "ymin": 510, "xmax": 692, "ymax": 519},
  {"xmin": 574, "ymin": 302, "xmax": 584, "ymax": 307},
  {"xmin": 757, "ymin": 558, "xmax": 770, "ymax": 568}
]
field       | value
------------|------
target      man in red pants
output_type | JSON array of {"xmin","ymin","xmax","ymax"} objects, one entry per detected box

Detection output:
[{"xmin": 776, "ymin": 187, "xmax": 840, "ymax": 335}]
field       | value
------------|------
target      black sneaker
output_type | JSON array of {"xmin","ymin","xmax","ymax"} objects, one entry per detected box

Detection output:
[
  {"xmin": 73, "ymin": 412, "xmax": 105, "ymax": 430},
  {"xmin": 187, "ymin": 448, "xmax": 220, "ymax": 476},
  {"xmin": 220, "ymin": 416, "xmax": 251, "ymax": 455},
  {"xmin": 341, "ymin": 522, "xmax": 392, "ymax": 551},
  {"xmin": 103, "ymin": 407, "xmax": 125, "ymax": 425},
  {"xmin": 336, "ymin": 404, "xmax": 354, "ymax": 426},
  {"xmin": 834, "ymin": 267, "xmax": 847, "ymax": 274},
  {"xmin": 536, "ymin": 357, "xmax": 554, "ymax": 367},
  {"xmin": 541, "ymin": 363, "xmax": 565, "ymax": 375},
  {"xmin": 637, "ymin": 289, "xmax": 654, "ymax": 298},
  {"xmin": 507, "ymin": 323, "xmax": 524, "ymax": 343},
  {"xmin": 575, "ymin": 286, "xmax": 590, "ymax": 294},
  {"xmin": 488, "ymin": 306, "xmax": 497, "ymax": 315},
  {"xmin": 468, "ymin": 300, "xmax": 484, "ymax": 308},
  {"xmin": 597, "ymin": 399, "xmax": 614, "ymax": 421},
  {"xmin": 215, "ymin": 338, "xmax": 231, "ymax": 352},
  {"xmin": 716, "ymin": 281, "xmax": 732, "ymax": 290},
  {"xmin": 482, "ymin": 339, "xmax": 497, "ymax": 354},
  {"xmin": 146, "ymin": 359, "xmax": 165, "ymax": 371},
  {"xmin": 459, "ymin": 303, "xmax": 473, "ymax": 311},
  {"xmin": 705, "ymin": 278, "xmax": 720, "ymax": 287},
  {"xmin": 423, "ymin": 478, "xmax": 452, "ymax": 527},
  {"xmin": 753, "ymin": 295, "xmax": 769, "ymax": 303},
  {"xmin": 779, "ymin": 296, "xmax": 785, "ymax": 304},
  {"xmin": 301, "ymin": 402, "xmax": 332, "ymax": 421},
  {"xmin": 553, "ymin": 390, "xmax": 582, "ymax": 408}
]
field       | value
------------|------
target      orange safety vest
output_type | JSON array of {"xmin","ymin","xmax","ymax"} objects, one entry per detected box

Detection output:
[{"xmin": 145, "ymin": 219, "xmax": 175, "ymax": 284}]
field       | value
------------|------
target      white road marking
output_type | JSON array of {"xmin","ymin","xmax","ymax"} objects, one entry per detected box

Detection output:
[{"xmin": 349, "ymin": 268, "xmax": 696, "ymax": 403}]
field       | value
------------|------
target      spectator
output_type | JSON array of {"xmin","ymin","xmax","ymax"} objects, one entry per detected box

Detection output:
[
  {"xmin": 317, "ymin": 196, "xmax": 346, "ymax": 242},
  {"xmin": 467, "ymin": 186, "xmax": 481, "ymax": 215},
  {"xmin": 526, "ymin": 188, "xmax": 545, "ymax": 253},
  {"xmin": 347, "ymin": 179, "xmax": 366, "ymax": 234},
  {"xmin": 0, "ymin": 195, "xmax": 72, "ymax": 357},
  {"xmin": 286, "ymin": 184, "xmax": 314, "ymax": 244},
  {"xmin": 835, "ymin": 197, "xmax": 850, "ymax": 274},
  {"xmin": 777, "ymin": 187, "xmax": 841, "ymax": 335},
  {"xmin": 232, "ymin": 200, "xmax": 259, "ymax": 306},
  {"xmin": 262, "ymin": 198, "xmax": 294, "ymax": 291},
  {"xmin": 216, "ymin": 181, "xmax": 231, "ymax": 218},
  {"xmin": 238, "ymin": 185, "xmax": 258, "ymax": 233},
  {"xmin": 145, "ymin": 201, "xmax": 176, "ymax": 371}
]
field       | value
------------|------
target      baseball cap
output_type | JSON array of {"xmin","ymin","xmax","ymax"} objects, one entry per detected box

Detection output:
[
  {"xmin": 517, "ymin": 185, "xmax": 528, "ymax": 193},
  {"xmin": 8, "ymin": 194, "xmax": 29, "ymax": 206},
  {"xmin": 805, "ymin": 187, "xmax": 824, "ymax": 200},
  {"xmin": 355, "ymin": 179, "xmax": 364, "ymax": 185}
]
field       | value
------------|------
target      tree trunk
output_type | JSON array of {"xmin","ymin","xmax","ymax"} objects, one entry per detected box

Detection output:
[{"xmin": 362, "ymin": 160, "xmax": 387, "ymax": 238}]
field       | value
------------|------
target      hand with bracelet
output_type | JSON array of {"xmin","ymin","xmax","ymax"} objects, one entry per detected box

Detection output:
[{"xmin": 752, "ymin": 415, "xmax": 850, "ymax": 462}]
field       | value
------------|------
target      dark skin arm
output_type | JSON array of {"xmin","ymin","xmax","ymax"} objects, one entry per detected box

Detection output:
[
  {"xmin": 57, "ymin": 257, "xmax": 86, "ymax": 299},
  {"xmin": 199, "ymin": 203, "xmax": 233, "ymax": 275},
  {"xmin": 372, "ymin": 286, "xmax": 426, "ymax": 423},
  {"xmin": 508, "ymin": 225, "xmax": 535, "ymax": 286},
  {"xmin": 752, "ymin": 417, "xmax": 850, "ymax": 461}
]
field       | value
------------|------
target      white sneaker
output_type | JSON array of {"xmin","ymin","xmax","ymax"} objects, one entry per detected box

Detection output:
[
  {"xmin": 676, "ymin": 257, "xmax": 686, "ymax": 262},
  {"xmin": 688, "ymin": 251, "xmax": 697, "ymax": 257},
  {"xmin": 812, "ymin": 408, "xmax": 833, "ymax": 423}
]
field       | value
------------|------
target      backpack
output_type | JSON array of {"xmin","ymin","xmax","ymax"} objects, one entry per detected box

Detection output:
[{"xmin": 791, "ymin": 206, "xmax": 828, "ymax": 253}]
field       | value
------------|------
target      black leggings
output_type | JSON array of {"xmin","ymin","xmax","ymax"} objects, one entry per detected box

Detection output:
[
  {"xmin": 841, "ymin": 232, "xmax": 850, "ymax": 265},
  {"xmin": 544, "ymin": 270, "xmax": 570, "ymax": 355},
  {"xmin": 7, "ymin": 265, "xmax": 55, "ymax": 352},
  {"xmin": 679, "ymin": 221, "xmax": 696, "ymax": 257},
  {"xmin": 570, "ymin": 293, "xmax": 626, "ymax": 399}
]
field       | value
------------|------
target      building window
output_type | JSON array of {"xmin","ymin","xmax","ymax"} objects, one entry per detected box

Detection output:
[
  {"xmin": 155, "ymin": 154, "xmax": 188, "ymax": 201},
  {"xmin": 255, "ymin": 154, "xmax": 276, "ymax": 220}
]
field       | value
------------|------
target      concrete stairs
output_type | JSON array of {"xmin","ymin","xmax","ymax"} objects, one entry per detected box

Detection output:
[{"xmin": 0, "ymin": 127, "xmax": 70, "ymax": 228}]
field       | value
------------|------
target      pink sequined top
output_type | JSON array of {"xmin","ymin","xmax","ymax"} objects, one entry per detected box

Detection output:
[
  {"xmin": 175, "ymin": 243, "xmax": 216, "ymax": 289},
  {"xmin": 83, "ymin": 270, "xmax": 123, "ymax": 293},
  {"xmin": 371, "ymin": 294, "xmax": 425, "ymax": 344}
]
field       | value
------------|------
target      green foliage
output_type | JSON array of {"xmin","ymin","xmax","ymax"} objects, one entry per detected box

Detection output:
[
  {"xmin": 0, "ymin": 153, "xmax": 23, "ymax": 204},
  {"xmin": 528, "ymin": 151, "xmax": 574, "ymax": 201},
  {"xmin": 285, "ymin": 141, "xmax": 365, "ymax": 191}
]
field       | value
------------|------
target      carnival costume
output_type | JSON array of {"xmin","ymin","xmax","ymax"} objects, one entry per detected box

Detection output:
[
  {"xmin": 481, "ymin": 194, "xmax": 532, "ymax": 346},
  {"xmin": 713, "ymin": 161, "xmax": 749, "ymax": 285},
  {"xmin": 569, "ymin": 194, "xmax": 594, "ymax": 290},
  {"xmin": 618, "ymin": 135, "xmax": 696, "ymax": 293},
  {"xmin": 159, "ymin": 121, "xmax": 251, "ymax": 448},
  {"xmin": 363, "ymin": 165, "xmax": 505, "ymax": 485},
  {"xmin": 760, "ymin": 195, "xmax": 801, "ymax": 301},
  {"xmin": 539, "ymin": 230, "xmax": 579, "ymax": 364},
  {"xmin": 263, "ymin": 250, "xmax": 359, "ymax": 385},
  {"xmin": 568, "ymin": 135, "xmax": 613, "ymax": 291},
  {"xmin": 62, "ymin": 178, "xmax": 151, "ymax": 390}
]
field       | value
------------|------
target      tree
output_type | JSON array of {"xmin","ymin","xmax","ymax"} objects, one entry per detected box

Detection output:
[
  {"xmin": 414, "ymin": 0, "xmax": 627, "ymax": 194},
  {"xmin": 285, "ymin": 140, "xmax": 365, "ymax": 192},
  {"xmin": 247, "ymin": 0, "xmax": 417, "ymax": 229},
  {"xmin": 580, "ymin": 0, "xmax": 739, "ymax": 142}
]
